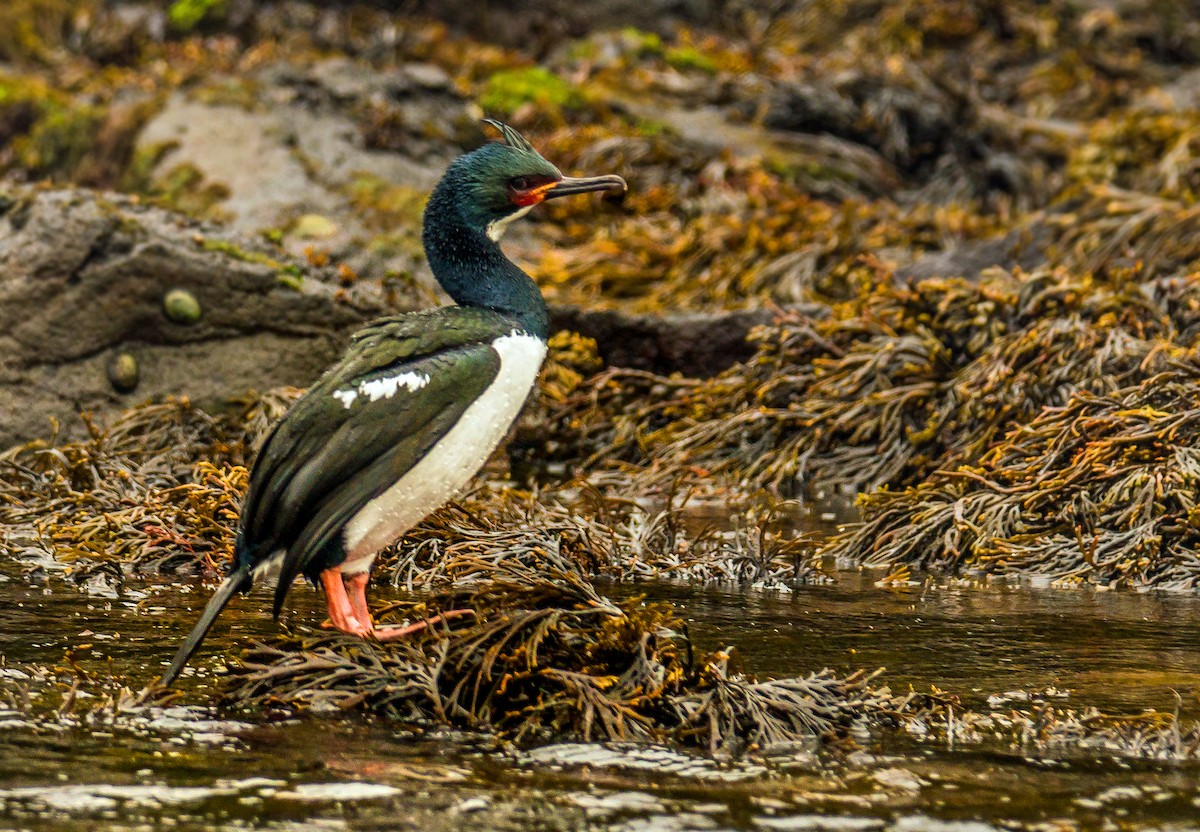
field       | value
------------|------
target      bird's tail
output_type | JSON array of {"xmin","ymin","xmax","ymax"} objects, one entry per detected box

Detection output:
[{"xmin": 160, "ymin": 564, "xmax": 252, "ymax": 687}]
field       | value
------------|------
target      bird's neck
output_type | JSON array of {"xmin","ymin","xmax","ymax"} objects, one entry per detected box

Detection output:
[{"xmin": 422, "ymin": 197, "xmax": 550, "ymax": 341}]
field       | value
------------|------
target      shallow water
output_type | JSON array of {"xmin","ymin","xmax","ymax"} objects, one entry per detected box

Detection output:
[{"xmin": 2, "ymin": 561, "xmax": 1200, "ymax": 831}]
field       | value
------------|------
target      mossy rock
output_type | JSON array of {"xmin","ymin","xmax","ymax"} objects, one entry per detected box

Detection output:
[
  {"xmin": 664, "ymin": 46, "xmax": 718, "ymax": 74},
  {"xmin": 141, "ymin": 162, "xmax": 231, "ymax": 219},
  {"xmin": 0, "ymin": 73, "xmax": 101, "ymax": 177},
  {"xmin": 168, "ymin": 0, "xmax": 226, "ymax": 32},
  {"xmin": 480, "ymin": 67, "xmax": 585, "ymax": 117}
]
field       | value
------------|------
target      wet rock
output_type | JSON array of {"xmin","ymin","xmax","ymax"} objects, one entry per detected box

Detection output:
[
  {"xmin": 871, "ymin": 767, "xmax": 929, "ymax": 792},
  {"xmin": 0, "ymin": 186, "xmax": 415, "ymax": 447},
  {"xmin": 549, "ymin": 305, "xmax": 828, "ymax": 376}
]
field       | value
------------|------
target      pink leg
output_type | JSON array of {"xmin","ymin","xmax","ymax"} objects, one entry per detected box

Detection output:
[
  {"xmin": 320, "ymin": 568, "xmax": 371, "ymax": 637},
  {"xmin": 326, "ymin": 568, "xmax": 475, "ymax": 641},
  {"xmin": 344, "ymin": 571, "xmax": 373, "ymax": 628}
]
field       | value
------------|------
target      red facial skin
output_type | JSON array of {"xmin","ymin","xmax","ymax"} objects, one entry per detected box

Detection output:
[{"xmin": 508, "ymin": 175, "xmax": 561, "ymax": 207}]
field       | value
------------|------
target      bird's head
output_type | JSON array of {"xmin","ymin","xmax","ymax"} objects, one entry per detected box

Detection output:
[{"xmin": 433, "ymin": 119, "xmax": 627, "ymax": 242}]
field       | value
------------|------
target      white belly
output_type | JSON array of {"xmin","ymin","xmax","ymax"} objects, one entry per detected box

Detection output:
[{"xmin": 339, "ymin": 331, "xmax": 546, "ymax": 573}]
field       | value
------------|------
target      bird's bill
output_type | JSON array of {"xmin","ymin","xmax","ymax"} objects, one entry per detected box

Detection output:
[{"xmin": 543, "ymin": 174, "xmax": 628, "ymax": 199}]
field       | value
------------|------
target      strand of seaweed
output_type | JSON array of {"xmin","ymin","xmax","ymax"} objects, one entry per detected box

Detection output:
[
  {"xmin": 824, "ymin": 355, "xmax": 1200, "ymax": 588},
  {"xmin": 223, "ymin": 545, "xmax": 901, "ymax": 753}
]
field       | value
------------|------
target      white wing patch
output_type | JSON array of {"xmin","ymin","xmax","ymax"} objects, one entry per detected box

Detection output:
[{"xmin": 333, "ymin": 370, "xmax": 430, "ymax": 409}]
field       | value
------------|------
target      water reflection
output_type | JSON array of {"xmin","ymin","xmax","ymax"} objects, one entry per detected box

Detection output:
[{"xmin": 628, "ymin": 574, "xmax": 1200, "ymax": 716}]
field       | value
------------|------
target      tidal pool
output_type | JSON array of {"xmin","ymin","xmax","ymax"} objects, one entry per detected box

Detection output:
[{"xmin": 2, "ymin": 559, "xmax": 1200, "ymax": 831}]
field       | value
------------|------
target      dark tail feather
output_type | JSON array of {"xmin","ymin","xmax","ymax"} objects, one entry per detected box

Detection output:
[{"xmin": 160, "ymin": 564, "xmax": 252, "ymax": 687}]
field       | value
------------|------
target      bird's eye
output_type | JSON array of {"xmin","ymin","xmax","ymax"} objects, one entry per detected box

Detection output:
[{"xmin": 510, "ymin": 176, "xmax": 531, "ymax": 191}]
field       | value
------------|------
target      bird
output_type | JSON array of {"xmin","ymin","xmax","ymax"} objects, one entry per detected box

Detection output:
[{"xmin": 160, "ymin": 119, "xmax": 627, "ymax": 686}]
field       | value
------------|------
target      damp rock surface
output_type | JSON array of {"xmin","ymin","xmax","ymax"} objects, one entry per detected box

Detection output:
[{"xmin": 0, "ymin": 186, "xmax": 413, "ymax": 447}]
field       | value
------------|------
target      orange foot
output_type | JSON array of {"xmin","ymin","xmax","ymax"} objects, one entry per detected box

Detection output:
[
  {"xmin": 372, "ymin": 608, "xmax": 476, "ymax": 642},
  {"xmin": 320, "ymin": 568, "xmax": 475, "ymax": 641}
]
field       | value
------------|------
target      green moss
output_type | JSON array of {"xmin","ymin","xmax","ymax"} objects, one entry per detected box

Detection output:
[
  {"xmin": 19, "ymin": 103, "xmax": 100, "ymax": 174},
  {"xmin": 200, "ymin": 236, "xmax": 304, "ymax": 289},
  {"xmin": 347, "ymin": 173, "xmax": 427, "ymax": 230},
  {"xmin": 168, "ymin": 0, "xmax": 226, "ymax": 32},
  {"xmin": 665, "ymin": 46, "xmax": 718, "ymax": 74},
  {"xmin": 0, "ymin": 73, "xmax": 101, "ymax": 177},
  {"xmin": 480, "ymin": 67, "xmax": 584, "ymax": 115},
  {"xmin": 201, "ymin": 238, "xmax": 281, "ymax": 269},
  {"xmin": 275, "ymin": 264, "xmax": 304, "ymax": 290},
  {"xmin": 633, "ymin": 118, "xmax": 668, "ymax": 137},
  {"xmin": 120, "ymin": 140, "xmax": 175, "ymax": 191},
  {"xmin": 139, "ymin": 162, "xmax": 230, "ymax": 218},
  {"xmin": 621, "ymin": 27, "xmax": 664, "ymax": 56},
  {"xmin": 200, "ymin": 239, "xmax": 305, "ymax": 289}
]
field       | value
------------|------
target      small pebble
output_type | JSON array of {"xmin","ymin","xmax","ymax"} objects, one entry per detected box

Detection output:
[
  {"xmin": 163, "ymin": 288, "xmax": 202, "ymax": 324},
  {"xmin": 107, "ymin": 352, "xmax": 139, "ymax": 392}
]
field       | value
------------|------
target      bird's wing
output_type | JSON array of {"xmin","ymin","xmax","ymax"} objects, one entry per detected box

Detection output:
[{"xmin": 236, "ymin": 308, "xmax": 516, "ymax": 574}]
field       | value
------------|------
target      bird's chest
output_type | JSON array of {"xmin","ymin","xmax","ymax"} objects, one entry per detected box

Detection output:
[{"xmin": 340, "ymin": 332, "xmax": 547, "ymax": 571}]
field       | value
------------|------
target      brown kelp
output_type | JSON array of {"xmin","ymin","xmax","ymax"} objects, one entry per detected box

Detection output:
[
  {"xmin": 224, "ymin": 544, "xmax": 898, "ymax": 752},
  {"xmin": 530, "ymin": 269, "xmax": 1196, "ymax": 495},
  {"xmin": 0, "ymin": 399, "xmax": 247, "ymax": 576},
  {"xmin": 379, "ymin": 483, "xmax": 824, "ymax": 590},
  {"xmin": 825, "ymin": 354, "xmax": 1200, "ymax": 589}
]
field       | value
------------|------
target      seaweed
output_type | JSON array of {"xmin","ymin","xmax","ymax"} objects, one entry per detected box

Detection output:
[
  {"xmin": 0, "ymin": 0, "xmax": 90, "ymax": 65},
  {"xmin": 224, "ymin": 542, "xmax": 899, "ymax": 752},
  {"xmin": 825, "ymin": 354, "xmax": 1200, "ymax": 588},
  {"xmin": 379, "ymin": 480, "xmax": 826, "ymax": 591},
  {"xmin": 0, "ymin": 399, "xmax": 248, "ymax": 575},
  {"xmin": 909, "ymin": 692, "xmax": 1200, "ymax": 762},
  {"xmin": 529, "ymin": 269, "xmax": 1189, "ymax": 497}
]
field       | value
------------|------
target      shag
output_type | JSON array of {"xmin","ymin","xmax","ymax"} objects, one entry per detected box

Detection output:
[{"xmin": 161, "ymin": 120, "xmax": 626, "ymax": 686}]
